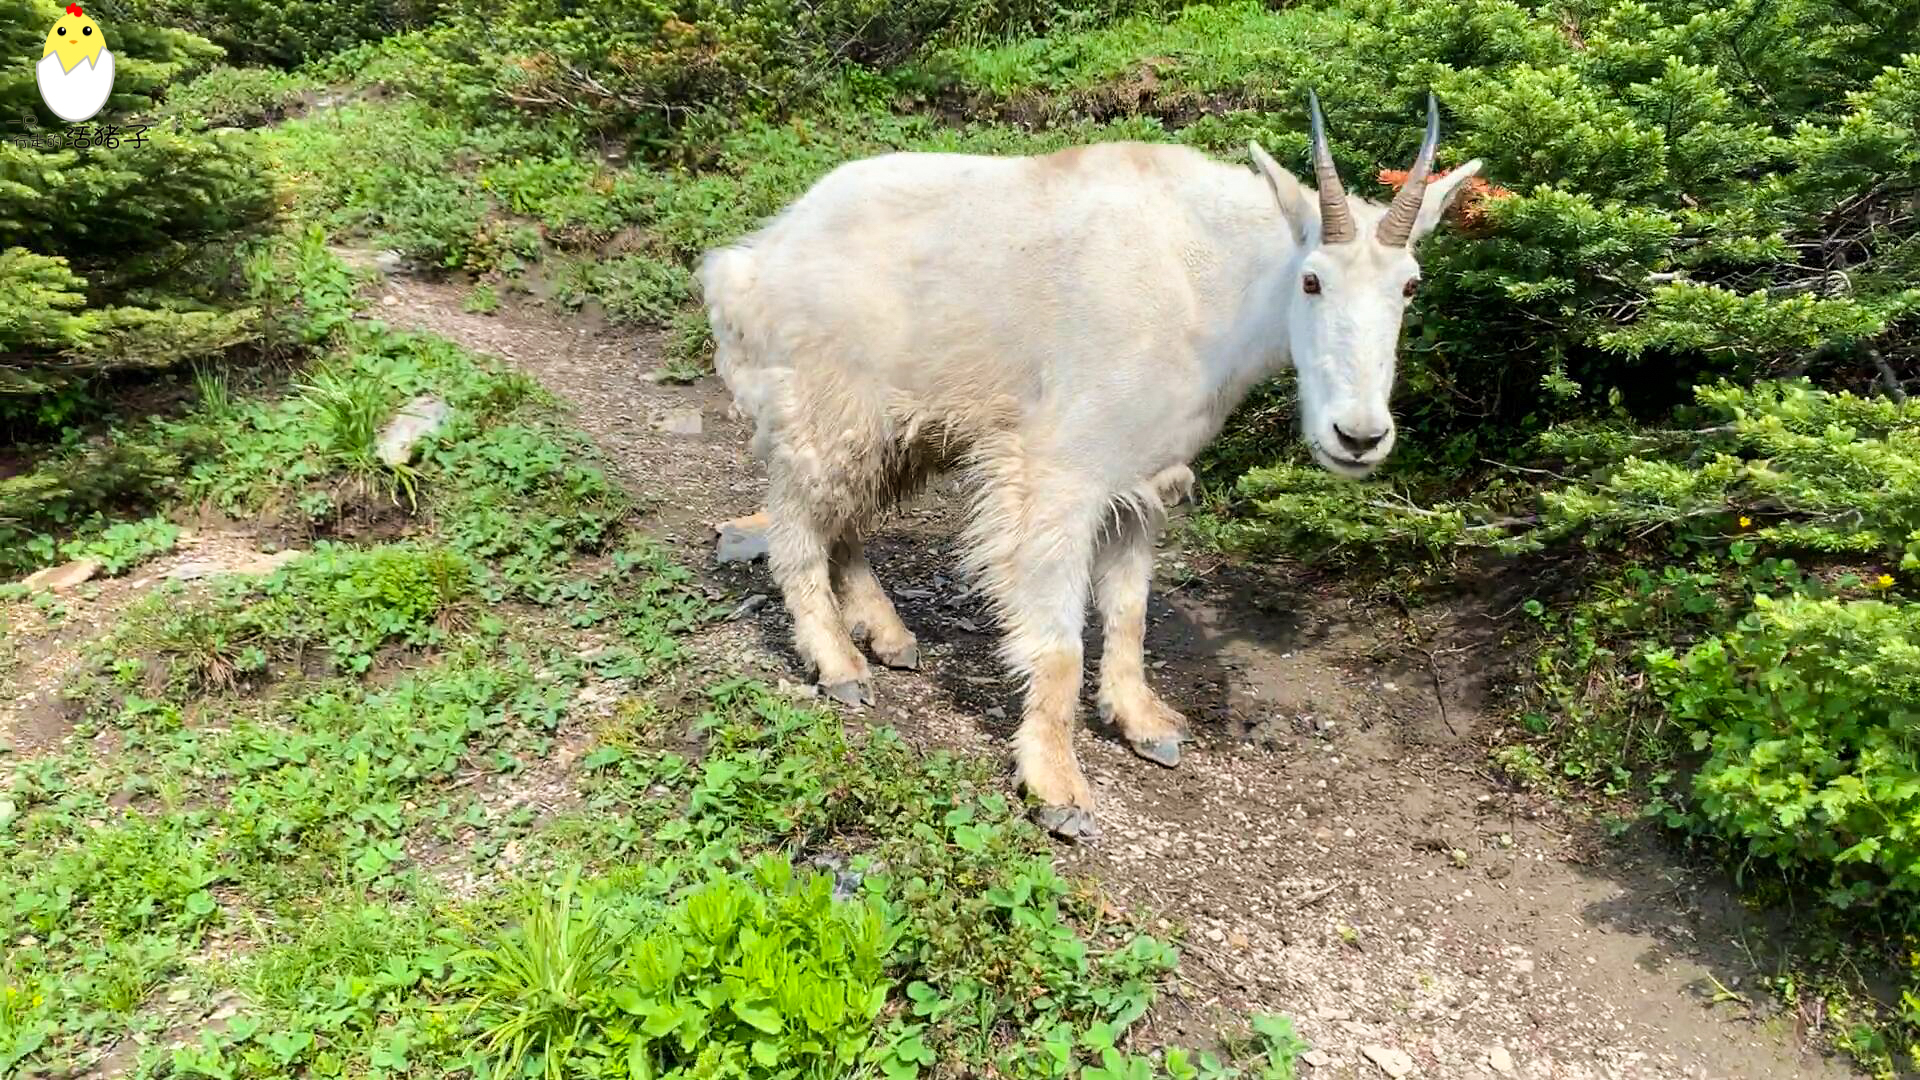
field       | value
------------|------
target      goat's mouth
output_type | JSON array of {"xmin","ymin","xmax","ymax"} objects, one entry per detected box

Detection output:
[{"xmin": 1307, "ymin": 440, "xmax": 1382, "ymax": 479}]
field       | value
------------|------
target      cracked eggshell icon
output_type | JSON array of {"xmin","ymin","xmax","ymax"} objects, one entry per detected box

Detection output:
[{"xmin": 38, "ymin": 4, "xmax": 115, "ymax": 123}]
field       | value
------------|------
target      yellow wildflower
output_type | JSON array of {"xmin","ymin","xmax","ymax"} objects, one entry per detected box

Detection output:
[
  {"xmin": 1738, "ymin": 516, "xmax": 1751, "ymax": 528},
  {"xmin": 1875, "ymin": 573, "xmax": 1896, "ymax": 589}
]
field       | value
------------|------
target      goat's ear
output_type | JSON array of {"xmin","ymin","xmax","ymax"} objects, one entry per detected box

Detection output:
[
  {"xmin": 1411, "ymin": 159, "xmax": 1484, "ymax": 241},
  {"xmin": 1249, "ymin": 141, "xmax": 1315, "ymax": 241}
]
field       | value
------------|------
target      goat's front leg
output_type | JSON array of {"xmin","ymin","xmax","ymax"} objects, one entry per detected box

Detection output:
[
  {"xmin": 831, "ymin": 535, "xmax": 920, "ymax": 670},
  {"xmin": 1094, "ymin": 515, "xmax": 1187, "ymax": 767},
  {"xmin": 1147, "ymin": 463, "xmax": 1195, "ymax": 507},
  {"xmin": 964, "ymin": 463, "xmax": 1104, "ymax": 841}
]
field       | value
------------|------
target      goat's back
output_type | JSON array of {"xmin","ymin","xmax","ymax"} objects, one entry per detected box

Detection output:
[{"xmin": 699, "ymin": 141, "xmax": 1270, "ymax": 464}]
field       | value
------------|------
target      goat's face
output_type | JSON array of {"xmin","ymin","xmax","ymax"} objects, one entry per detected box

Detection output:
[
  {"xmin": 1250, "ymin": 92, "xmax": 1483, "ymax": 479},
  {"xmin": 1286, "ymin": 240, "xmax": 1420, "ymax": 477}
]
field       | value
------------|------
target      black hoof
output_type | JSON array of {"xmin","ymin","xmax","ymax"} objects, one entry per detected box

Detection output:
[
  {"xmin": 822, "ymin": 680, "xmax": 873, "ymax": 707},
  {"xmin": 877, "ymin": 641, "xmax": 921, "ymax": 671},
  {"xmin": 1129, "ymin": 736, "xmax": 1183, "ymax": 769},
  {"xmin": 1033, "ymin": 804, "xmax": 1101, "ymax": 843}
]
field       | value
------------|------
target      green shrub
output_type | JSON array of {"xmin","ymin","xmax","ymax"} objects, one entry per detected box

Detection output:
[
  {"xmin": 1649, "ymin": 593, "xmax": 1920, "ymax": 905},
  {"xmin": 265, "ymin": 102, "xmax": 569, "ymax": 270},
  {"xmin": 0, "ymin": 440, "xmax": 188, "ymax": 576},
  {"xmin": 159, "ymin": 65, "xmax": 319, "ymax": 127},
  {"xmin": 320, "ymin": 0, "xmax": 1196, "ymax": 151},
  {"xmin": 1, "ymin": 1, "xmax": 275, "ymax": 399},
  {"xmin": 131, "ymin": 0, "xmax": 443, "ymax": 67}
]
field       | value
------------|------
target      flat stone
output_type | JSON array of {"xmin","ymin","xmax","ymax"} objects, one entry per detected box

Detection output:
[
  {"xmin": 376, "ymin": 394, "xmax": 451, "ymax": 466},
  {"xmin": 715, "ymin": 511, "xmax": 770, "ymax": 564},
  {"xmin": 1362, "ymin": 1045, "xmax": 1414, "ymax": 1078},
  {"xmin": 651, "ymin": 406, "xmax": 703, "ymax": 435},
  {"xmin": 21, "ymin": 557, "xmax": 101, "ymax": 592},
  {"xmin": 165, "ymin": 550, "xmax": 304, "ymax": 581},
  {"xmin": 1301, "ymin": 1050, "xmax": 1331, "ymax": 1069},
  {"xmin": 1487, "ymin": 1047, "xmax": 1514, "ymax": 1074}
]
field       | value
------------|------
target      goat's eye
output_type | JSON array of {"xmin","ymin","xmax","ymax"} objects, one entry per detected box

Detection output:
[
  {"xmin": 1302, "ymin": 273, "xmax": 1321, "ymax": 295},
  {"xmin": 1403, "ymin": 278, "xmax": 1419, "ymax": 298}
]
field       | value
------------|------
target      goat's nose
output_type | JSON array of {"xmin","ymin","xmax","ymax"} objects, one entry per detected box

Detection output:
[{"xmin": 1333, "ymin": 422, "xmax": 1390, "ymax": 456}]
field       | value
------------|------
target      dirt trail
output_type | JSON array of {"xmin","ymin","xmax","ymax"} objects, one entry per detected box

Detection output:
[{"xmin": 364, "ymin": 271, "xmax": 1856, "ymax": 1080}]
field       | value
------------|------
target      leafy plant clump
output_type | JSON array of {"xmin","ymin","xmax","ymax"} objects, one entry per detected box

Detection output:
[{"xmin": 461, "ymin": 858, "xmax": 895, "ymax": 1079}]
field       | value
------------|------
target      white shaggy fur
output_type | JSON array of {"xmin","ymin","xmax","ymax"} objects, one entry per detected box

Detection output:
[{"xmin": 699, "ymin": 133, "xmax": 1482, "ymax": 836}]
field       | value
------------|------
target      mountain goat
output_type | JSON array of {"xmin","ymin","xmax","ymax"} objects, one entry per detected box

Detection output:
[{"xmin": 699, "ymin": 93, "xmax": 1484, "ymax": 840}]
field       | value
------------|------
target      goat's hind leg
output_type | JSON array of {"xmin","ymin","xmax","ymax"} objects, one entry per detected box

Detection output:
[
  {"xmin": 1094, "ymin": 509, "xmax": 1187, "ymax": 768},
  {"xmin": 832, "ymin": 534, "xmax": 920, "ymax": 670},
  {"xmin": 766, "ymin": 477, "xmax": 873, "ymax": 706}
]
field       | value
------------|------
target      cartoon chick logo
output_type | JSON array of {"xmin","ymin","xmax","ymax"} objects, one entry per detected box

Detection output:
[{"xmin": 37, "ymin": 4, "xmax": 116, "ymax": 122}]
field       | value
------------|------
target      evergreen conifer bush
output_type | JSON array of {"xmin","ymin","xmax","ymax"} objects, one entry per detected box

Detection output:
[{"xmin": 1, "ymin": 0, "xmax": 275, "ymax": 398}]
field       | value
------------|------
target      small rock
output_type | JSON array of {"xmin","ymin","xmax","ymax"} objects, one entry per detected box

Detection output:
[
  {"xmin": 1246, "ymin": 717, "xmax": 1293, "ymax": 750},
  {"xmin": 651, "ymin": 406, "xmax": 703, "ymax": 436},
  {"xmin": 1362, "ymin": 1045, "xmax": 1414, "ymax": 1078},
  {"xmin": 984, "ymin": 706, "xmax": 1007, "ymax": 721},
  {"xmin": 954, "ymin": 618, "xmax": 980, "ymax": 633},
  {"xmin": 1487, "ymin": 1047, "xmax": 1514, "ymax": 1075},
  {"xmin": 1511, "ymin": 958, "xmax": 1535, "ymax": 974},
  {"xmin": 727, "ymin": 593, "xmax": 770, "ymax": 621},
  {"xmin": 21, "ymin": 557, "xmax": 101, "ymax": 593},
  {"xmin": 380, "ymin": 294, "xmax": 399, "ymax": 307},
  {"xmin": 1302, "ymin": 1050, "xmax": 1331, "ymax": 1069},
  {"xmin": 776, "ymin": 679, "xmax": 818, "ymax": 699},
  {"xmin": 1227, "ymin": 931, "xmax": 1249, "ymax": 949},
  {"xmin": 715, "ymin": 511, "xmax": 770, "ymax": 564},
  {"xmin": 375, "ymin": 393, "xmax": 451, "ymax": 466}
]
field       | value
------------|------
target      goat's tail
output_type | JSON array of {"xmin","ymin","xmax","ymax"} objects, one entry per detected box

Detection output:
[{"xmin": 695, "ymin": 242, "xmax": 775, "ymax": 430}]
